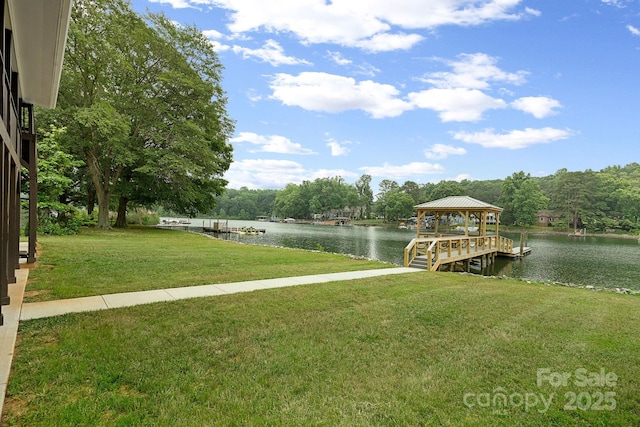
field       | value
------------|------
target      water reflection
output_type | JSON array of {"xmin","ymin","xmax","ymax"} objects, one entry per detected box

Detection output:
[{"xmin": 165, "ymin": 219, "xmax": 640, "ymax": 290}]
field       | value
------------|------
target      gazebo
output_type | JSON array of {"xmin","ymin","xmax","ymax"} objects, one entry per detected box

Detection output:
[
  {"xmin": 404, "ymin": 196, "xmax": 519, "ymax": 271},
  {"xmin": 414, "ymin": 195, "xmax": 502, "ymax": 239}
]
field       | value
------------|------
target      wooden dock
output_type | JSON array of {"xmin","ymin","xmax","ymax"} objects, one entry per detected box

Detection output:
[
  {"xmin": 404, "ymin": 235, "xmax": 530, "ymax": 271},
  {"xmin": 203, "ymin": 226, "xmax": 266, "ymax": 235}
]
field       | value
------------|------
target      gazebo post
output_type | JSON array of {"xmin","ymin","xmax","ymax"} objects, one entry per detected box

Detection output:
[{"xmin": 463, "ymin": 210, "xmax": 469, "ymax": 236}]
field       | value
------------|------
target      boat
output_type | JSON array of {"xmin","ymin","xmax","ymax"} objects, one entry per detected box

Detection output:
[{"xmin": 333, "ymin": 217, "xmax": 353, "ymax": 226}]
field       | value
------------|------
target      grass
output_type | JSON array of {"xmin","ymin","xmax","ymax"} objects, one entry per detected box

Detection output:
[
  {"xmin": 4, "ymin": 227, "xmax": 639, "ymax": 425},
  {"xmin": 24, "ymin": 226, "xmax": 391, "ymax": 302},
  {"xmin": 3, "ymin": 274, "xmax": 639, "ymax": 426}
]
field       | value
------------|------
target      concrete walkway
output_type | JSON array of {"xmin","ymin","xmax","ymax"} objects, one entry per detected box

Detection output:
[{"xmin": 1, "ymin": 266, "xmax": 422, "ymax": 415}]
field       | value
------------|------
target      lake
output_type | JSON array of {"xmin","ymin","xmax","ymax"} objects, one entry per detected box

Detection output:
[{"xmin": 162, "ymin": 218, "xmax": 640, "ymax": 290}]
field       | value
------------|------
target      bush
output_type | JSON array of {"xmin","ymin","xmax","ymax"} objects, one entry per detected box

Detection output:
[
  {"xmin": 127, "ymin": 209, "xmax": 160, "ymax": 226},
  {"xmin": 37, "ymin": 202, "xmax": 82, "ymax": 235},
  {"xmin": 77, "ymin": 208, "xmax": 99, "ymax": 226}
]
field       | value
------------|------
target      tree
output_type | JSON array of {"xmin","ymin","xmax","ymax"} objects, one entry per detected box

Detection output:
[
  {"xmin": 35, "ymin": 126, "xmax": 83, "ymax": 204},
  {"xmin": 53, "ymin": 0, "xmax": 233, "ymax": 228},
  {"xmin": 548, "ymin": 170, "xmax": 597, "ymax": 230},
  {"xmin": 33, "ymin": 126, "xmax": 85, "ymax": 234},
  {"xmin": 459, "ymin": 179, "xmax": 502, "ymax": 205},
  {"xmin": 273, "ymin": 183, "xmax": 306, "ymax": 218},
  {"xmin": 384, "ymin": 190, "xmax": 415, "ymax": 221},
  {"xmin": 400, "ymin": 180, "xmax": 421, "ymax": 204},
  {"xmin": 501, "ymin": 171, "xmax": 548, "ymax": 226},
  {"xmin": 428, "ymin": 180, "xmax": 465, "ymax": 200},
  {"xmin": 378, "ymin": 179, "xmax": 399, "ymax": 196},
  {"xmin": 355, "ymin": 174, "xmax": 373, "ymax": 219}
]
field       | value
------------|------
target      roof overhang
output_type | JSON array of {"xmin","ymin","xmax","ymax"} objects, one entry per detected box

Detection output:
[
  {"xmin": 7, "ymin": 0, "xmax": 72, "ymax": 109},
  {"xmin": 414, "ymin": 196, "xmax": 503, "ymax": 213}
]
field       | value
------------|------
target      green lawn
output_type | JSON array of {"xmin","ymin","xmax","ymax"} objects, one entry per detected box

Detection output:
[
  {"xmin": 4, "ymin": 275, "xmax": 640, "ymax": 425},
  {"xmin": 25, "ymin": 227, "xmax": 391, "ymax": 302},
  {"xmin": 4, "ymin": 227, "xmax": 639, "ymax": 425}
]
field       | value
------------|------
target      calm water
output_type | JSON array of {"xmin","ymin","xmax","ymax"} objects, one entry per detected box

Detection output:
[{"xmin": 163, "ymin": 219, "xmax": 640, "ymax": 290}]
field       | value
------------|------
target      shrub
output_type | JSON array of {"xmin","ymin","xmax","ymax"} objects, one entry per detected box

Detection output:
[{"xmin": 37, "ymin": 202, "xmax": 82, "ymax": 235}]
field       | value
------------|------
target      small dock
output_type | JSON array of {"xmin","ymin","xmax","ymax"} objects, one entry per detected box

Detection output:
[
  {"xmin": 203, "ymin": 226, "xmax": 265, "ymax": 235},
  {"xmin": 501, "ymin": 246, "xmax": 532, "ymax": 259},
  {"xmin": 404, "ymin": 235, "xmax": 526, "ymax": 271}
]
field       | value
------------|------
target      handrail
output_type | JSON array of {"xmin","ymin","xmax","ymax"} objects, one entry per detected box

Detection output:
[{"xmin": 405, "ymin": 234, "xmax": 516, "ymax": 270}]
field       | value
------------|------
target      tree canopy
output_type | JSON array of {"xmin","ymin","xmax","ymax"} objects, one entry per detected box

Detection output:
[{"xmin": 42, "ymin": 0, "xmax": 233, "ymax": 228}]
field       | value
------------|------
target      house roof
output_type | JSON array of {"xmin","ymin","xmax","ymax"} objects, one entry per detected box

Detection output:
[
  {"xmin": 414, "ymin": 196, "xmax": 503, "ymax": 213},
  {"xmin": 8, "ymin": 0, "xmax": 72, "ymax": 108}
]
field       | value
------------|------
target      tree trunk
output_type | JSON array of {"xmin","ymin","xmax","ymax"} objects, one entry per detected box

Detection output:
[
  {"xmin": 115, "ymin": 196, "xmax": 128, "ymax": 228},
  {"xmin": 95, "ymin": 188, "xmax": 111, "ymax": 228},
  {"xmin": 85, "ymin": 151, "xmax": 112, "ymax": 229},
  {"xmin": 87, "ymin": 185, "xmax": 96, "ymax": 215}
]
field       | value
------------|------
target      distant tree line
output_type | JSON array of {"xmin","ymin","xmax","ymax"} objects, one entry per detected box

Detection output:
[{"xmin": 210, "ymin": 163, "xmax": 640, "ymax": 233}]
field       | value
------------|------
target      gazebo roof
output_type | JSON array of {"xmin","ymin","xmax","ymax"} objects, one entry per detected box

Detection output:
[{"xmin": 414, "ymin": 196, "xmax": 503, "ymax": 212}]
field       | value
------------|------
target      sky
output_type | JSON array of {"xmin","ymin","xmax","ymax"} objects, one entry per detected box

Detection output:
[{"xmin": 129, "ymin": 0, "xmax": 640, "ymax": 192}]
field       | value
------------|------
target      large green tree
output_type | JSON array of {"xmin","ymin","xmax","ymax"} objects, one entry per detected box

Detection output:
[
  {"xmin": 384, "ymin": 190, "xmax": 415, "ymax": 221},
  {"xmin": 53, "ymin": 0, "xmax": 233, "ymax": 228},
  {"xmin": 501, "ymin": 171, "xmax": 548, "ymax": 226},
  {"xmin": 428, "ymin": 180, "xmax": 465, "ymax": 201},
  {"xmin": 355, "ymin": 174, "xmax": 374, "ymax": 219}
]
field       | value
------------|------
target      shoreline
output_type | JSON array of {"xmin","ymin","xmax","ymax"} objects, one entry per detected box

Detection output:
[{"xmin": 503, "ymin": 229, "xmax": 640, "ymax": 240}]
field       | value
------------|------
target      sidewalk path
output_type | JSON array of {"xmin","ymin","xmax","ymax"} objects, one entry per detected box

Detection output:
[
  {"xmin": 20, "ymin": 267, "xmax": 421, "ymax": 321},
  {"xmin": 2, "ymin": 266, "xmax": 422, "ymax": 415}
]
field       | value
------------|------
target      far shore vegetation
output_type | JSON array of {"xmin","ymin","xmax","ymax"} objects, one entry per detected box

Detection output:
[{"xmin": 3, "ymin": 227, "xmax": 640, "ymax": 426}]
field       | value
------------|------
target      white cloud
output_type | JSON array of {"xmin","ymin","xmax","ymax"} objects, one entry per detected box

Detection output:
[
  {"xmin": 202, "ymin": 29, "xmax": 225, "ymax": 39},
  {"xmin": 230, "ymin": 132, "xmax": 316, "ymax": 154},
  {"xmin": 149, "ymin": 0, "xmax": 196, "ymax": 9},
  {"xmin": 453, "ymin": 173, "xmax": 473, "ymax": 182},
  {"xmin": 244, "ymin": 89, "xmax": 262, "ymax": 102},
  {"xmin": 224, "ymin": 159, "xmax": 356, "ymax": 189},
  {"xmin": 269, "ymin": 70, "xmax": 516, "ymax": 122},
  {"xmin": 188, "ymin": 0, "xmax": 530, "ymax": 52},
  {"xmin": 311, "ymin": 169, "xmax": 359, "ymax": 181},
  {"xmin": 224, "ymin": 159, "xmax": 308, "ymax": 189},
  {"xmin": 327, "ymin": 51, "xmax": 352, "ymax": 66},
  {"xmin": 202, "ymin": 29, "xmax": 231, "ymax": 52},
  {"xmin": 525, "ymin": 7, "xmax": 541, "ymax": 17},
  {"xmin": 409, "ymin": 88, "xmax": 507, "ymax": 122},
  {"xmin": 326, "ymin": 139, "xmax": 350, "ymax": 156},
  {"xmin": 354, "ymin": 63, "xmax": 381, "ymax": 77},
  {"xmin": 511, "ymin": 96, "xmax": 562, "ymax": 118},
  {"xmin": 326, "ymin": 52, "xmax": 380, "ymax": 77},
  {"xmin": 269, "ymin": 72, "xmax": 413, "ymax": 118},
  {"xmin": 359, "ymin": 161, "xmax": 445, "ymax": 178},
  {"xmin": 601, "ymin": 0, "xmax": 628, "ymax": 8},
  {"xmin": 355, "ymin": 32, "xmax": 425, "ymax": 52},
  {"xmin": 452, "ymin": 127, "xmax": 573, "ymax": 149},
  {"xmin": 424, "ymin": 144, "xmax": 467, "ymax": 159},
  {"xmin": 628, "ymin": 25, "xmax": 640, "ymax": 36},
  {"xmin": 232, "ymin": 40, "xmax": 312, "ymax": 66},
  {"xmin": 422, "ymin": 53, "xmax": 528, "ymax": 90}
]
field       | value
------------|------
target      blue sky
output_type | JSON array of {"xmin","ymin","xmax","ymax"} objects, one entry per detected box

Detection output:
[{"xmin": 130, "ymin": 0, "xmax": 640, "ymax": 191}]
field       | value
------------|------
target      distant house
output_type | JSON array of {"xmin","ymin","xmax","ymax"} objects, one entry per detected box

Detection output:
[
  {"xmin": 536, "ymin": 210, "xmax": 560, "ymax": 227},
  {"xmin": 486, "ymin": 212, "xmax": 498, "ymax": 225}
]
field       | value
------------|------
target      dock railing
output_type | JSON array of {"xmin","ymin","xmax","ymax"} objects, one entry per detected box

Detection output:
[{"xmin": 404, "ymin": 235, "xmax": 514, "ymax": 270}]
